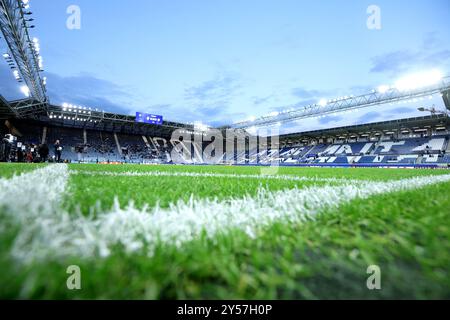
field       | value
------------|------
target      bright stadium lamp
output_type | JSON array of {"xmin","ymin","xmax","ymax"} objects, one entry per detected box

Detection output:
[
  {"xmin": 377, "ymin": 85, "xmax": 390, "ymax": 94},
  {"xmin": 395, "ymin": 69, "xmax": 443, "ymax": 91},
  {"xmin": 318, "ymin": 99, "xmax": 327, "ymax": 107},
  {"xmin": 20, "ymin": 85, "xmax": 30, "ymax": 97}
]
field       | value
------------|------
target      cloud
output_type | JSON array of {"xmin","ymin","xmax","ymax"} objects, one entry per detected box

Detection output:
[
  {"xmin": 0, "ymin": 66, "xmax": 144, "ymax": 117},
  {"xmin": 261, "ymin": 86, "xmax": 342, "ymax": 117},
  {"xmin": 426, "ymin": 50, "xmax": 450, "ymax": 65},
  {"xmin": 185, "ymin": 74, "xmax": 241, "ymax": 102},
  {"xmin": 143, "ymin": 101, "xmax": 245, "ymax": 127},
  {"xmin": 370, "ymin": 33, "xmax": 450, "ymax": 75},
  {"xmin": 388, "ymin": 106, "xmax": 415, "ymax": 115},
  {"xmin": 291, "ymin": 88, "xmax": 321, "ymax": 99},
  {"xmin": 181, "ymin": 73, "xmax": 242, "ymax": 124},
  {"xmin": 42, "ymin": 69, "xmax": 242, "ymax": 125},
  {"xmin": 252, "ymin": 95, "xmax": 273, "ymax": 106},
  {"xmin": 318, "ymin": 115, "xmax": 344, "ymax": 125},
  {"xmin": 45, "ymin": 72, "xmax": 132, "ymax": 114},
  {"xmin": 370, "ymin": 50, "xmax": 419, "ymax": 74},
  {"xmin": 139, "ymin": 71, "xmax": 246, "ymax": 126},
  {"xmin": 0, "ymin": 65, "xmax": 136, "ymax": 117},
  {"xmin": 290, "ymin": 86, "xmax": 341, "ymax": 106},
  {"xmin": 357, "ymin": 111, "xmax": 382, "ymax": 124},
  {"xmin": 422, "ymin": 32, "xmax": 440, "ymax": 50}
]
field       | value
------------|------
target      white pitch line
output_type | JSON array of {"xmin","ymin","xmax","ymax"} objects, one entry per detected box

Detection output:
[
  {"xmin": 70, "ymin": 169, "xmax": 366, "ymax": 185},
  {"xmin": 0, "ymin": 164, "xmax": 69, "ymax": 226},
  {"xmin": 3, "ymin": 166, "xmax": 450, "ymax": 263}
]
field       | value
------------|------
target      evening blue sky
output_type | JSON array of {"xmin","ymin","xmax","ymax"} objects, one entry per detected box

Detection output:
[{"xmin": 1, "ymin": 0, "xmax": 449, "ymax": 133}]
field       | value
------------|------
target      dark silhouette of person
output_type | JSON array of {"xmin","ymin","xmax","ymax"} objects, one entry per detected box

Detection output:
[
  {"xmin": 17, "ymin": 148, "xmax": 24, "ymax": 162},
  {"xmin": 1, "ymin": 134, "xmax": 14, "ymax": 162},
  {"xmin": 54, "ymin": 140, "xmax": 62, "ymax": 162},
  {"xmin": 40, "ymin": 143, "xmax": 49, "ymax": 162}
]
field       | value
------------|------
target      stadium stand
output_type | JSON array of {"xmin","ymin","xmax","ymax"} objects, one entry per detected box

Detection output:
[
  {"xmin": 13, "ymin": 121, "xmax": 44, "ymax": 145},
  {"xmin": 117, "ymin": 134, "xmax": 153, "ymax": 163},
  {"xmin": 2, "ymin": 115, "xmax": 450, "ymax": 167},
  {"xmin": 273, "ymin": 136, "xmax": 447, "ymax": 165}
]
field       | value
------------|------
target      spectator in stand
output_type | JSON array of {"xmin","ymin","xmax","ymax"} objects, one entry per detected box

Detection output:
[
  {"xmin": 26, "ymin": 150, "xmax": 33, "ymax": 163},
  {"xmin": 17, "ymin": 148, "xmax": 24, "ymax": 162},
  {"xmin": 54, "ymin": 140, "xmax": 62, "ymax": 162},
  {"xmin": 30, "ymin": 145, "xmax": 37, "ymax": 159}
]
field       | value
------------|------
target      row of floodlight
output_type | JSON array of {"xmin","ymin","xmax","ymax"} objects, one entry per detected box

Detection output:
[
  {"xmin": 62, "ymin": 103, "xmax": 104, "ymax": 113},
  {"xmin": 177, "ymin": 130, "xmax": 209, "ymax": 137},
  {"xmin": 48, "ymin": 113, "xmax": 98, "ymax": 123},
  {"xmin": 1, "ymin": 0, "xmax": 47, "ymax": 98},
  {"xmin": 239, "ymin": 69, "xmax": 445, "ymax": 125},
  {"xmin": 245, "ymin": 95, "xmax": 438, "ymax": 131},
  {"xmin": 32, "ymin": 37, "xmax": 44, "ymax": 70}
]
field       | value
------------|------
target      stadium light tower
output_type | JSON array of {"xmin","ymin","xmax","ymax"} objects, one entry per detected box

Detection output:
[
  {"xmin": 232, "ymin": 71, "xmax": 450, "ymax": 129},
  {"xmin": 0, "ymin": 0, "xmax": 48, "ymax": 106},
  {"xmin": 418, "ymin": 105, "xmax": 450, "ymax": 117}
]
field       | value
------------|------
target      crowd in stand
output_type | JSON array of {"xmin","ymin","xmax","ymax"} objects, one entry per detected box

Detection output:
[
  {"xmin": 4, "ymin": 121, "xmax": 449, "ymax": 165},
  {"xmin": 1, "ymin": 121, "xmax": 175, "ymax": 164},
  {"xmin": 1, "ymin": 138, "xmax": 67, "ymax": 163}
]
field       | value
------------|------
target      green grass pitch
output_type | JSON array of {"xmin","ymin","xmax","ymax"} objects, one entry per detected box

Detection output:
[{"xmin": 0, "ymin": 163, "xmax": 449, "ymax": 299}]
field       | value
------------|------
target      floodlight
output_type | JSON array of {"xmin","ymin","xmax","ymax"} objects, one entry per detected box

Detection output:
[
  {"xmin": 20, "ymin": 85, "xmax": 30, "ymax": 97},
  {"xmin": 377, "ymin": 85, "xmax": 390, "ymax": 94},
  {"xmin": 318, "ymin": 99, "xmax": 327, "ymax": 107}
]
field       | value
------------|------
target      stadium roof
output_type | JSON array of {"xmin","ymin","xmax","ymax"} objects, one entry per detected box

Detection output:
[
  {"xmin": 0, "ymin": 94, "xmax": 193, "ymax": 138},
  {"xmin": 0, "ymin": 94, "xmax": 18, "ymax": 119},
  {"xmin": 280, "ymin": 114, "xmax": 450, "ymax": 143}
]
